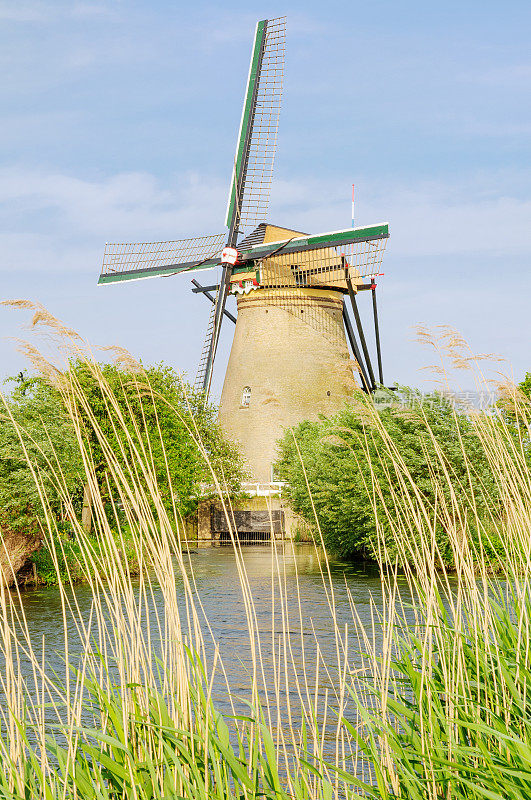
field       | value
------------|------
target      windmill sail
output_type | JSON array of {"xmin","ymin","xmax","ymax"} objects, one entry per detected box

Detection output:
[
  {"xmin": 227, "ymin": 223, "xmax": 389, "ymax": 364},
  {"xmin": 194, "ymin": 285, "xmax": 220, "ymax": 392},
  {"xmin": 98, "ymin": 233, "xmax": 226, "ymax": 285},
  {"xmin": 238, "ymin": 223, "xmax": 389, "ymax": 279},
  {"xmin": 225, "ymin": 17, "xmax": 286, "ymax": 242},
  {"xmin": 200, "ymin": 17, "xmax": 286, "ymax": 397},
  {"xmin": 258, "ymin": 231, "xmax": 389, "ymax": 290}
]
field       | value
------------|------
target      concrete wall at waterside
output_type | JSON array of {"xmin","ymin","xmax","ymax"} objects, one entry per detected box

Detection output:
[{"xmin": 197, "ymin": 496, "xmax": 314, "ymax": 541}]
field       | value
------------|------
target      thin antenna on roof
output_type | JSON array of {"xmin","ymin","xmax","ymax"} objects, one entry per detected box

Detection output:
[{"xmin": 351, "ymin": 183, "xmax": 355, "ymax": 227}]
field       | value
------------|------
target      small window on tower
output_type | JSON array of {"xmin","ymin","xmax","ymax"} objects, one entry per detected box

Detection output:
[{"xmin": 241, "ymin": 386, "xmax": 251, "ymax": 407}]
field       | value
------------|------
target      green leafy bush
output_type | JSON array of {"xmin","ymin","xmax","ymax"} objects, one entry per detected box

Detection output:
[
  {"xmin": 0, "ymin": 362, "xmax": 244, "ymax": 583},
  {"xmin": 0, "ymin": 375, "xmax": 82, "ymax": 534},
  {"xmin": 277, "ymin": 389, "xmax": 503, "ymax": 565},
  {"xmin": 67, "ymin": 360, "xmax": 244, "ymax": 518}
]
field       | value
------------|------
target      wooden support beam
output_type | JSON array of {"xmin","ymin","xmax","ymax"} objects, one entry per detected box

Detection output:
[
  {"xmin": 342, "ymin": 302, "xmax": 371, "ymax": 392},
  {"xmin": 371, "ymin": 284, "xmax": 384, "ymax": 386},
  {"xmin": 191, "ymin": 280, "xmax": 237, "ymax": 324},
  {"xmin": 342, "ymin": 258, "xmax": 376, "ymax": 391}
]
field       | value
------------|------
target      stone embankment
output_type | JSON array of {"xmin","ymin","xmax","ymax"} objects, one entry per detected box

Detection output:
[{"xmin": 0, "ymin": 529, "xmax": 42, "ymax": 587}]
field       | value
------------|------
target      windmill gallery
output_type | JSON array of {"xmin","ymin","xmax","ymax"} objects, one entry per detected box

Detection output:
[{"xmin": 97, "ymin": 17, "xmax": 390, "ymax": 540}]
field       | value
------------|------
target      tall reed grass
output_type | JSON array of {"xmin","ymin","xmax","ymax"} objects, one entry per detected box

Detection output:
[
  {"xmin": 0, "ymin": 306, "xmax": 530, "ymax": 798},
  {"xmin": 345, "ymin": 327, "xmax": 531, "ymax": 798},
  {"xmin": 0, "ymin": 303, "xmax": 363, "ymax": 798}
]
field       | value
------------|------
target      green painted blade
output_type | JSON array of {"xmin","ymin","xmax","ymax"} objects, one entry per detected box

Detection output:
[
  {"xmin": 225, "ymin": 19, "xmax": 267, "ymax": 236},
  {"xmin": 237, "ymin": 223, "xmax": 390, "ymax": 263},
  {"xmin": 98, "ymin": 258, "xmax": 221, "ymax": 285},
  {"xmin": 225, "ymin": 17, "xmax": 285, "ymax": 241},
  {"xmin": 97, "ymin": 233, "xmax": 225, "ymax": 285},
  {"xmin": 237, "ymin": 223, "xmax": 390, "ymax": 287}
]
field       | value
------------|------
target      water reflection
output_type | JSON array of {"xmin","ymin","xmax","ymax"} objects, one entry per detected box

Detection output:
[{"xmin": 12, "ymin": 542, "xmax": 408, "ymax": 765}]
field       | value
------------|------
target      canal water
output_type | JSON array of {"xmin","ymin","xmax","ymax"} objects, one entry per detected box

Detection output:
[
  {"xmin": 11, "ymin": 542, "xmax": 416, "ymax": 707},
  {"xmin": 11, "ymin": 542, "xmax": 416, "ymax": 766}
]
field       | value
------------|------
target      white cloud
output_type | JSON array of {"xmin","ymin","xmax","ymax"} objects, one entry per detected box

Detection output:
[
  {"xmin": 0, "ymin": 163, "xmax": 529, "ymax": 391},
  {"xmin": 0, "ymin": 165, "xmax": 530, "ymax": 278},
  {"xmin": 0, "ymin": 0, "xmax": 118, "ymax": 22},
  {"xmin": 0, "ymin": 166, "xmax": 228, "ymax": 274},
  {"xmin": 461, "ymin": 120, "xmax": 531, "ymax": 138},
  {"xmin": 0, "ymin": 231, "xmax": 101, "ymax": 275},
  {"xmin": 270, "ymin": 174, "xmax": 531, "ymax": 258},
  {"xmin": 0, "ymin": 0, "xmax": 46, "ymax": 21},
  {"xmin": 0, "ymin": 166, "xmax": 226, "ymax": 234},
  {"xmin": 70, "ymin": 2, "xmax": 118, "ymax": 19},
  {"xmin": 368, "ymin": 192, "xmax": 531, "ymax": 258}
]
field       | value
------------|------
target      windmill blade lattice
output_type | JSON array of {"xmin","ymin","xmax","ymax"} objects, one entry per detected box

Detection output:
[
  {"xmin": 259, "ymin": 235, "xmax": 388, "ymax": 291},
  {"xmin": 194, "ymin": 279, "xmax": 222, "ymax": 392},
  {"xmin": 252, "ymin": 236, "xmax": 388, "ymax": 348},
  {"xmin": 99, "ymin": 233, "xmax": 226, "ymax": 284},
  {"xmin": 200, "ymin": 17, "xmax": 286, "ymax": 397},
  {"xmin": 226, "ymin": 17, "xmax": 286, "ymax": 241}
]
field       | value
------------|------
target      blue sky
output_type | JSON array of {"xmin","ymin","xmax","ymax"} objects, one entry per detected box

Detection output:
[{"xmin": 0, "ymin": 0, "xmax": 530, "ymax": 397}]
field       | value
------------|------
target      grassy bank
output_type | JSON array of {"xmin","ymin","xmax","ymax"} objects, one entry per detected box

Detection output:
[{"xmin": 0, "ymin": 311, "xmax": 530, "ymax": 797}]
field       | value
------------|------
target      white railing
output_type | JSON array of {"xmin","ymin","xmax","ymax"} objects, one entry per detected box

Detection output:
[
  {"xmin": 241, "ymin": 482, "xmax": 285, "ymax": 497},
  {"xmin": 198, "ymin": 482, "xmax": 285, "ymax": 498}
]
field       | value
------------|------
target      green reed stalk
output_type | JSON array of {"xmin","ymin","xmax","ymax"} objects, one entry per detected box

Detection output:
[
  {"xmin": 0, "ymin": 302, "xmax": 352, "ymax": 799},
  {"xmin": 2, "ymin": 307, "xmax": 530, "ymax": 799},
  {"xmin": 345, "ymin": 329, "xmax": 531, "ymax": 798}
]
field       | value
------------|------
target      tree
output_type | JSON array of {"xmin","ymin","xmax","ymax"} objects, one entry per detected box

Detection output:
[
  {"xmin": 0, "ymin": 361, "xmax": 244, "ymax": 582},
  {"xmin": 0, "ymin": 373, "xmax": 82, "ymax": 534},
  {"xmin": 276, "ymin": 389, "xmax": 502, "ymax": 565},
  {"xmin": 65, "ymin": 360, "xmax": 244, "ymax": 520},
  {"xmin": 518, "ymin": 373, "xmax": 531, "ymax": 398}
]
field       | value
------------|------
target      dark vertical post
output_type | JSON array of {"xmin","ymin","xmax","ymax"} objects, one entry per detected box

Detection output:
[
  {"xmin": 371, "ymin": 283, "xmax": 384, "ymax": 386},
  {"xmin": 343, "ymin": 257, "xmax": 376, "ymax": 391},
  {"xmin": 343, "ymin": 302, "xmax": 371, "ymax": 392}
]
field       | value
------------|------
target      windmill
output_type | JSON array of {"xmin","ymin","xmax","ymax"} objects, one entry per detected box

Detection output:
[{"xmin": 98, "ymin": 17, "xmax": 389, "ymax": 487}]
